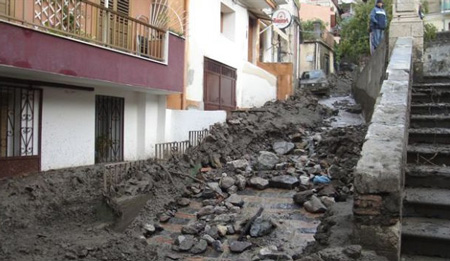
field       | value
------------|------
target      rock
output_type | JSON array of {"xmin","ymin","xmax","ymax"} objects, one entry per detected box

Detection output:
[
  {"xmin": 205, "ymin": 226, "xmax": 220, "ymax": 239},
  {"xmin": 219, "ymin": 176, "xmax": 235, "ymax": 190},
  {"xmin": 201, "ymin": 188, "xmax": 216, "ymax": 199},
  {"xmin": 226, "ymin": 225, "xmax": 235, "ymax": 235},
  {"xmin": 257, "ymin": 245, "xmax": 293, "ymax": 260},
  {"xmin": 250, "ymin": 217, "xmax": 274, "ymax": 237},
  {"xmin": 177, "ymin": 197, "xmax": 191, "ymax": 207},
  {"xmin": 227, "ymin": 185, "xmax": 238, "ymax": 194},
  {"xmin": 159, "ymin": 214, "xmax": 171, "ymax": 223},
  {"xmin": 214, "ymin": 206, "xmax": 228, "ymax": 215},
  {"xmin": 317, "ymin": 184, "xmax": 337, "ymax": 197},
  {"xmin": 249, "ymin": 177, "xmax": 269, "ymax": 190},
  {"xmin": 229, "ymin": 241, "xmax": 252, "ymax": 253},
  {"xmin": 229, "ymin": 206, "xmax": 241, "ymax": 213},
  {"xmin": 257, "ymin": 151, "xmax": 279, "ymax": 170},
  {"xmin": 269, "ymin": 175, "xmax": 299, "ymax": 189},
  {"xmin": 144, "ymin": 224, "xmax": 156, "ymax": 234},
  {"xmin": 190, "ymin": 239, "xmax": 208, "ymax": 254},
  {"xmin": 313, "ymin": 175, "xmax": 331, "ymax": 184},
  {"xmin": 202, "ymin": 199, "xmax": 216, "ymax": 206},
  {"xmin": 165, "ymin": 253, "xmax": 182, "ymax": 260},
  {"xmin": 176, "ymin": 235, "xmax": 196, "ymax": 251},
  {"xmin": 293, "ymin": 190, "xmax": 314, "ymax": 205},
  {"xmin": 235, "ymin": 174, "xmax": 247, "ymax": 190},
  {"xmin": 313, "ymin": 133, "xmax": 322, "ymax": 142},
  {"xmin": 217, "ymin": 225, "xmax": 228, "ymax": 236},
  {"xmin": 197, "ymin": 206, "xmax": 215, "ymax": 218},
  {"xmin": 181, "ymin": 221, "xmax": 205, "ymax": 235},
  {"xmin": 273, "ymin": 141, "xmax": 295, "ymax": 155},
  {"xmin": 212, "ymin": 240, "xmax": 224, "ymax": 252},
  {"xmin": 291, "ymin": 133, "xmax": 303, "ymax": 142},
  {"xmin": 286, "ymin": 167, "xmax": 296, "ymax": 174},
  {"xmin": 304, "ymin": 195, "xmax": 327, "ymax": 213},
  {"xmin": 226, "ymin": 194, "xmax": 244, "ymax": 207},
  {"xmin": 227, "ymin": 159, "xmax": 249, "ymax": 170},
  {"xmin": 275, "ymin": 163, "xmax": 289, "ymax": 170},
  {"xmin": 201, "ymin": 234, "xmax": 215, "ymax": 244},
  {"xmin": 210, "ymin": 154, "xmax": 222, "ymax": 168},
  {"xmin": 320, "ymin": 196, "xmax": 335, "ymax": 207},
  {"xmin": 213, "ymin": 213, "xmax": 236, "ymax": 223},
  {"xmin": 343, "ymin": 245, "xmax": 362, "ymax": 259},
  {"xmin": 206, "ymin": 182, "xmax": 223, "ymax": 195},
  {"xmin": 65, "ymin": 252, "xmax": 77, "ymax": 260},
  {"xmin": 299, "ymin": 175, "xmax": 310, "ymax": 186}
]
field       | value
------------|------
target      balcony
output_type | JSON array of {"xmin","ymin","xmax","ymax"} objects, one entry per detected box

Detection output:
[{"xmin": 0, "ymin": 0, "xmax": 166, "ymax": 61}]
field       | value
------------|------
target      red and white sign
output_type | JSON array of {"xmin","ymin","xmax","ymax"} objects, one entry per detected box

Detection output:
[{"xmin": 272, "ymin": 9, "xmax": 292, "ymax": 29}]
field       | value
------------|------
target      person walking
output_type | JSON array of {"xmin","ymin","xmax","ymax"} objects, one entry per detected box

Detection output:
[{"xmin": 370, "ymin": 0, "xmax": 387, "ymax": 51}]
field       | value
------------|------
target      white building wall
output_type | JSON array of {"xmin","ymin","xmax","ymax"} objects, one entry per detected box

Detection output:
[
  {"xmin": 165, "ymin": 109, "xmax": 226, "ymax": 142},
  {"xmin": 238, "ymin": 62, "xmax": 277, "ymax": 108},
  {"xmin": 186, "ymin": 0, "xmax": 277, "ymax": 109},
  {"xmin": 41, "ymin": 87, "xmax": 95, "ymax": 171},
  {"xmin": 40, "ymin": 86, "xmax": 166, "ymax": 171}
]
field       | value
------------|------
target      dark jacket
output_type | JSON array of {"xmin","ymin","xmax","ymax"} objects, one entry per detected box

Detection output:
[{"xmin": 370, "ymin": 6, "xmax": 387, "ymax": 30}]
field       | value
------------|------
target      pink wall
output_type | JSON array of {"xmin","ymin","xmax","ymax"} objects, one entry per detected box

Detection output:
[
  {"xmin": 300, "ymin": 4, "xmax": 333, "ymax": 30},
  {"xmin": 0, "ymin": 22, "xmax": 184, "ymax": 93}
]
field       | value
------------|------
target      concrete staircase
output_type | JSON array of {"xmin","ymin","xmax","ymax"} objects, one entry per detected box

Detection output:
[{"xmin": 401, "ymin": 81, "xmax": 450, "ymax": 259}]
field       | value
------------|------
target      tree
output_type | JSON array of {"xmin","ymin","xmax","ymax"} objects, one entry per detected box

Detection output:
[
  {"xmin": 300, "ymin": 19, "xmax": 327, "ymax": 41},
  {"xmin": 337, "ymin": 0, "xmax": 392, "ymax": 63}
]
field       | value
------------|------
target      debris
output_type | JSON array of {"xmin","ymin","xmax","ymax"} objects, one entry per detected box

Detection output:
[
  {"xmin": 227, "ymin": 159, "xmax": 249, "ymax": 170},
  {"xmin": 293, "ymin": 190, "xmax": 315, "ymax": 205},
  {"xmin": 226, "ymin": 194, "xmax": 244, "ymax": 207},
  {"xmin": 249, "ymin": 177, "xmax": 269, "ymax": 190},
  {"xmin": 313, "ymin": 175, "xmax": 331, "ymax": 184},
  {"xmin": 239, "ymin": 207, "xmax": 264, "ymax": 241},
  {"xmin": 190, "ymin": 239, "xmax": 208, "ymax": 254},
  {"xmin": 304, "ymin": 195, "xmax": 327, "ymax": 213},
  {"xmin": 256, "ymin": 151, "xmax": 280, "ymax": 170},
  {"xmin": 273, "ymin": 141, "xmax": 296, "ymax": 155},
  {"xmin": 269, "ymin": 175, "xmax": 299, "ymax": 189},
  {"xmin": 229, "ymin": 241, "xmax": 252, "ymax": 253},
  {"xmin": 250, "ymin": 217, "xmax": 275, "ymax": 237}
]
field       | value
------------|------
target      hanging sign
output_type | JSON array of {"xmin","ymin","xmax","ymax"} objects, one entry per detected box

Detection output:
[{"xmin": 272, "ymin": 9, "xmax": 292, "ymax": 29}]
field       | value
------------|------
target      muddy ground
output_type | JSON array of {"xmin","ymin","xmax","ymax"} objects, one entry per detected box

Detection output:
[{"xmin": 0, "ymin": 73, "xmax": 371, "ymax": 261}]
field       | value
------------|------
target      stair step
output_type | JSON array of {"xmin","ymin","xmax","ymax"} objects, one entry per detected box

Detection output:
[
  {"xmin": 409, "ymin": 128, "xmax": 450, "ymax": 144},
  {"xmin": 411, "ymin": 92, "xmax": 450, "ymax": 103},
  {"xmin": 407, "ymin": 143, "xmax": 450, "ymax": 165},
  {"xmin": 402, "ymin": 217, "xmax": 450, "ymax": 258},
  {"xmin": 411, "ymin": 103, "xmax": 450, "ymax": 115},
  {"xmin": 410, "ymin": 115, "xmax": 450, "ymax": 128},
  {"xmin": 401, "ymin": 255, "xmax": 450, "ymax": 261},
  {"xmin": 413, "ymin": 82, "xmax": 450, "ymax": 91},
  {"xmin": 406, "ymin": 164, "xmax": 450, "ymax": 189},
  {"xmin": 404, "ymin": 188, "xmax": 450, "ymax": 219}
]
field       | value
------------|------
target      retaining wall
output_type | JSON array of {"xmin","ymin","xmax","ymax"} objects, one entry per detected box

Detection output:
[
  {"xmin": 423, "ymin": 31, "xmax": 450, "ymax": 78},
  {"xmin": 353, "ymin": 37, "xmax": 413, "ymax": 261}
]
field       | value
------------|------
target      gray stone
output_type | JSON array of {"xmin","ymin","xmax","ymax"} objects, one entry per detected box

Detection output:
[
  {"xmin": 343, "ymin": 245, "xmax": 362, "ymax": 259},
  {"xmin": 299, "ymin": 175, "xmax": 310, "ymax": 186},
  {"xmin": 227, "ymin": 185, "xmax": 238, "ymax": 194},
  {"xmin": 159, "ymin": 214, "xmax": 171, "ymax": 223},
  {"xmin": 293, "ymin": 190, "xmax": 314, "ymax": 205},
  {"xmin": 205, "ymin": 226, "xmax": 220, "ymax": 239},
  {"xmin": 286, "ymin": 167, "xmax": 296, "ymax": 174},
  {"xmin": 317, "ymin": 184, "xmax": 337, "ymax": 197},
  {"xmin": 269, "ymin": 175, "xmax": 299, "ymax": 189},
  {"xmin": 201, "ymin": 234, "xmax": 215, "ymax": 244},
  {"xmin": 190, "ymin": 239, "xmax": 208, "ymax": 254},
  {"xmin": 197, "ymin": 206, "xmax": 215, "ymax": 218},
  {"xmin": 213, "ymin": 213, "xmax": 236, "ymax": 223},
  {"xmin": 206, "ymin": 182, "xmax": 223, "ymax": 195},
  {"xmin": 226, "ymin": 194, "xmax": 244, "ymax": 207},
  {"xmin": 229, "ymin": 206, "xmax": 241, "ymax": 213},
  {"xmin": 275, "ymin": 163, "xmax": 289, "ymax": 170},
  {"xmin": 229, "ymin": 241, "xmax": 252, "ymax": 253},
  {"xmin": 249, "ymin": 177, "xmax": 269, "ymax": 190},
  {"xmin": 177, "ymin": 197, "xmax": 191, "ymax": 207},
  {"xmin": 250, "ymin": 217, "xmax": 274, "ymax": 237},
  {"xmin": 235, "ymin": 174, "xmax": 247, "ymax": 190},
  {"xmin": 304, "ymin": 195, "xmax": 327, "ymax": 213},
  {"xmin": 273, "ymin": 141, "xmax": 295, "ymax": 155},
  {"xmin": 320, "ymin": 196, "xmax": 335, "ymax": 207},
  {"xmin": 227, "ymin": 159, "xmax": 249, "ymax": 170},
  {"xmin": 219, "ymin": 176, "xmax": 235, "ymax": 190},
  {"xmin": 177, "ymin": 235, "xmax": 196, "ymax": 251},
  {"xmin": 214, "ymin": 206, "xmax": 228, "ymax": 215},
  {"xmin": 144, "ymin": 223, "xmax": 156, "ymax": 234},
  {"xmin": 212, "ymin": 240, "xmax": 224, "ymax": 252},
  {"xmin": 257, "ymin": 151, "xmax": 279, "ymax": 170},
  {"xmin": 226, "ymin": 225, "xmax": 235, "ymax": 235},
  {"xmin": 202, "ymin": 199, "xmax": 216, "ymax": 206},
  {"xmin": 257, "ymin": 245, "xmax": 293, "ymax": 260},
  {"xmin": 181, "ymin": 221, "xmax": 205, "ymax": 235}
]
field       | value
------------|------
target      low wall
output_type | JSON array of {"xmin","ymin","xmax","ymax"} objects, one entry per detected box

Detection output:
[
  {"xmin": 352, "ymin": 37, "xmax": 388, "ymax": 122},
  {"xmin": 165, "ymin": 109, "xmax": 226, "ymax": 142},
  {"xmin": 353, "ymin": 37, "xmax": 413, "ymax": 261},
  {"xmin": 423, "ymin": 31, "xmax": 450, "ymax": 78}
]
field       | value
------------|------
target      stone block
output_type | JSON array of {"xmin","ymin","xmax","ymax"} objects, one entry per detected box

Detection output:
[
  {"xmin": 365, "ymin": 123, "xmax": 406, "ymax": 143},
  {"xmin": 371, "ymin": 104, "xmax": 408, "ymax": 126},
  {"xmin": 354, "ymin": 194, "xmax": 382, "ymax": 216}
]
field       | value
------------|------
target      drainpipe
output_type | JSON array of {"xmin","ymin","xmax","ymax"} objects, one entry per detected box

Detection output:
[{"xmin": 182, "ymin": 0, "xmax": 190, "ymax": 109}]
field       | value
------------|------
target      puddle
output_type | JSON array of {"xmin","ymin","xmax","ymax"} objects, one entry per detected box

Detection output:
[{"xmin": 319, "ymin": 95, "xmax": 365, "ymax": 128}]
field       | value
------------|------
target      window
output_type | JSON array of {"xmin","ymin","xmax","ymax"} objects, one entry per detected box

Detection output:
[
  {"xmin": 220, "ymin": 3, "xmax": 235, "ymax": 41},
  {"xmin": 0, "ymin": 86, "xmax": 40, "ymax": 158},
  {"xmin": 443, "ymin": 0, "xmax": 450, "ymax": 12}
]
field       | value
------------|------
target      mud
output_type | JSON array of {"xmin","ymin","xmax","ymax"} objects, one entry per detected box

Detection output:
[{"xmin": 0, "ymin": 75, "xmax": 369, "ymax": 261}]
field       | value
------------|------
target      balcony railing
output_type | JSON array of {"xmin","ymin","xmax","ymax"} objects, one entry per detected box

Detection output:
[
  {"xmin": 303, "ymin": 30, "xmax": 335, "ymax": 48},
  {"xmin": 0, "ymin": 0, "xmax": 167, "ymax": 61}
]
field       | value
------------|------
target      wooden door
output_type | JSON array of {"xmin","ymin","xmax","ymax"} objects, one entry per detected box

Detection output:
[{"xmin": 204, "ymin": 58, "xmax": 236, "ymax": 111}]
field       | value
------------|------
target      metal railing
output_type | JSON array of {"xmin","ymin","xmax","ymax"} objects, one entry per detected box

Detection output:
[
  {"xmin": 0, "ymin": 0, "xmax": 166, "ymax": 61},
  {"xmin": 189, "ymin": 129, "xmax": 209, "ymax": 147},
  {"xmin": 102, "ymin": 160, "xmax": 146, "ymax": 195},
  {"xmin": 154, "ymin": 140, "xmax": 190, "ymax": 161}
]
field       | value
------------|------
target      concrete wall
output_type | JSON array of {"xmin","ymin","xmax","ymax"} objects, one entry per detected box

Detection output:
[
  {"xmin": 423, "ymin": 32, "xmax": 450, "ymax": 77},
  {"xmin": 186, "ymin": 0, "xmax": 277, "ymax": 109},
  {"xmin": 299, "ymin": 4, "xmax": 333, "ymax": 30},
  {"xmin": 352, "ymin": 38, "xmax": 388, "ymax": 121},
  {"xmin": 353, "ymin": 37, "xmax": 413, "ymax": 261},
  {"xmin": 165, "ymin": 109, "xmax": 226, "ymax": 142},
  {"xmin": 40, "ymin": 86, "xmax": 166, "ymax": 171}
]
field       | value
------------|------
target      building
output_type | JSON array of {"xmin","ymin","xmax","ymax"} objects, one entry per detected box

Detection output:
[
  {"xmin": 299, "ymin": 0, "xmax": 338, "ymax": 75},
  {"xmin": 182, "ymin": 0, "xmax": 298, "ymax": 111},
  {"xmin": 424, "ymin": 0, "xmax": 450, "ymax": 31},
  {"xmin": 0, "ymin": 0, "xmax": 187, "ymax": 177}
]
